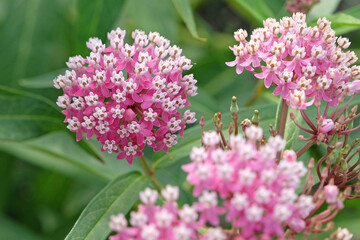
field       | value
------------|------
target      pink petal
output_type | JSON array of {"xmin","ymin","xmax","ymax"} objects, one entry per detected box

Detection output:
[
  {"xmin": 226, "ymin": 60, "xmax": 237, "ymax": 67},
  {"xmin": 132, "ymin": 93, "xmax": 143, "ymax": 103},
  {"xmin": 155, "ymin": 126, "xmax": 168, "ymax": 137}
]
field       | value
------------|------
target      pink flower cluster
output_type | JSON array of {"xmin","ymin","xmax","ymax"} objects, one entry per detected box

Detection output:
[
  {"xmin": 108, "ymin": 123, "xmax": 346, "ymax": 239},
  {"xmin": 109, "ymin": 185, "xmax": 223, "ymax": 240},
  {"xmin": 54, "ymin": 28, "xmax": 197, "ymax": 164},
  {"xmin": 227, "ymin": 13, "xmax": 360, "ymax": 110},
  {"xmin": 182, "ymin": 127, "xmax": 314, "ymax": 238}
]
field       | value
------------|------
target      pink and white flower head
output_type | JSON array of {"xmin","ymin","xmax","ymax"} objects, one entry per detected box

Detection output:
[
  {"xmin": 55, "ymin": 28, "xmax": 197, "ymax": 164},
  {"xmin": 183, "ymin": 128, "xmax": 312, "ymax": 238},
  {"xmin": 227, "ymin": 13, "xmax": 360, "ymax": 110},
  {"xmin": 109, "ymin": 186, "xmax": 204, "ymax": 240}
]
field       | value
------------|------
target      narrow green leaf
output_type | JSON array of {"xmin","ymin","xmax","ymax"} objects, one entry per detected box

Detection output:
[
  {"xmin": 226, "ymin": 0, "xmax": 275, "ymax": 26},
  {"xmin": 284, "ymin": 108, "xmax": 302, "ymax": 150},
  {"xmin": 274, "ymin": 97, "xmax": 282, "ymax": 130},
  {"xmin": 203, "ymin": 69, "xmax": 253, "ymax": 96},
  {"xmin": 118, "ymin": 0, "xmax": 178, "ymax": 42},
  {"xmin": 327, "ymin": 13, "xmax": 360, "ymax": 27},
  {"xmin": 76, "ymin": 0, "xmax": 126, "ymax": 54},
  {"xmin": 0, "ymin": 0, "xmax": 75, "ymax": 87},
  {"xmin": 307, "ymin": 0, "xmax": 341, "ymax": 22},
  {"xmin": 65, "ymin": 172, "xmax": 150, "ymax": 240},
  {"xmin": 308, "ymin": 4, "xmax": 360, "ymax": 35},
  {"xmin": 0, "ymin": 85, "xmax": 63, "ymax": 140},
  {"xmin": 0, "ymin": 216, "xmax": 46, "ymax": 240},
  {"xmin": 188, "ymin": 88, "xmax": 219, "ymax": 121},
  {"xmin": 153, "ymin": 103, "xmax": 277, "ymax": 169},
  {"xmin": 265, "ymin": 0, "xmax": 288, "ymax": 18},
  {"xmin": 0, "ymin": 132, "xmax": 123, "ymax": 184},
  {"xmin": 0, "ymin": 156, "xmax": 13, "ymax": 212},
  {"xmin": 171, "ymin": 0, "xmax": 205, "ymax": 41},
  {"xmin": 19, "ymin": 68, "xmax": 67, "ymax": 89}
]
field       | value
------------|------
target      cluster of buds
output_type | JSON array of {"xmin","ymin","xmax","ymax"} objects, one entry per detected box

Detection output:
[
  {"xmin": 286, "ymin": 0, "xmax": 320, "ymax": 14},
  {"xmin": 54, "ymin": 28, "xmax": 197, "ymax": 164},
  {"xmin": 227, "ymin": 13, "xmax": 360, "ymax": 110}
]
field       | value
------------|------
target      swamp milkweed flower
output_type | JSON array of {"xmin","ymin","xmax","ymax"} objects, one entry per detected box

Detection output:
[
  {"xmin": 227, "ymin": 13, "xmax": 360, "ymax": 110},
  {"xmin": 55, "ymin": 28, "xmax": 197, "ymax": 164}
]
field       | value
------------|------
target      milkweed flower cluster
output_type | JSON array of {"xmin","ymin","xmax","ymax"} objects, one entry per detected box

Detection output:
[
  {"xmin": 183, "ymin": 128, "xmax": 314, "ymax": 238},
  {"xmin": 54, "ymin": 28, "xmax": 197, "ymax": 163},
  {"xmin": 109, "ymin": 186, "xmax": 212, "ymax": 240},
  {"xmin": 108, "ymin": 117, "xmax": 347, "ymax": 239},
  {"xmin": 227, "ymin": 13, "xmax": 360, "ymax": 110}
]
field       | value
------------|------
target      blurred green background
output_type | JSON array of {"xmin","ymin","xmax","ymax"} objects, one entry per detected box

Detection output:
[{"xmin": 1, "ymin": 0, "xmax": 360, "ymax": 239}]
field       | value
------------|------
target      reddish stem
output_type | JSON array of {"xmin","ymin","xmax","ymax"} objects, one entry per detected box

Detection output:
[{"xmin": 301, "ymin": 110, "xmax": 317, "ymax": 131}]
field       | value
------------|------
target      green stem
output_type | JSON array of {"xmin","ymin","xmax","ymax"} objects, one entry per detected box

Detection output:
[
  {"xmin": 277, "ymin": 99, "xmax": 288, "ymax": 138},
  {"xmin": 138, "ymin": 155, "xmax": 162, "ymax": 193}
]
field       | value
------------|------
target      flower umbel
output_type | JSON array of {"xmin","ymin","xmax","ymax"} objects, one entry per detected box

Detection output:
[
  {"xmin": 227, "ymin": 13, "xmax": 359, "ymax": 110},
  {"xmin": 55, "ymin": 28, "xmax": 197, "ymax": 164}
]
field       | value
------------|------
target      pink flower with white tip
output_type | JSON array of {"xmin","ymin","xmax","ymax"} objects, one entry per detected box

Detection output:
[
  {"xmin": 109, "ymin": 186, "xmax": 205, "ymax": 240},
  {"xmin": 55, "ymin": 28, "xmax": 197, "ymax": 164},
  {"xmin": 227, "ymin": 13, "xmax": 360, "ymax": 110},
  {"xmin": 183, "ymin": 128, "xmax": 313, "ymax": 238}
]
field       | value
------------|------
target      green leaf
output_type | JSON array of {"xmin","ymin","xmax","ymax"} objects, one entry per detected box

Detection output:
[
  {"xmin": 189, "ymin": 88, "xmax": 219, "ymax": 121},
  {"xmin": 117, "ymin": 0, "xmax": 178, "ymax": 42},
  {"xmin": 0, "ymin": 156, "xmax": 13, "ymax": 212},
  {"xmin": 0, "ymin": 216, "xmax": 46, "ymax": 240},
  {"xmin": 153, "ymin": 103, "xmax": 278, "ymax": 170},
  {"xmin": 274, "ymin": 97, "xmax": 303, "ymax": 150},
  {"xmin": 226, "ymin": 0, "xmax": 275, "ymax": 26},
  {"xmin": 0, "ymin": 0, "xmax": 75, "ymax": 87},
  {"xmin": 156, "ymin": 160, "xmax": 195, "ymax": 205},
  {"xmin": 284, "ymin": 108, "xmax": 302, "ymax": 150},
  {"xmin": 75, "ymin": 0, "xmax": 127, "ymax": 55},
  {"xmin": 327, "ymin": 13, "xmax": 360, "ymax": 27},
  {"xmin": 171, "ymin": 0, "xmax": 205, "ymax": 41},
  {"xmin": 0, "ymin": 132, "xmax": 122, "ymax": 184},
  {"xmin": 307, "ymin": 0, "xmax": 341, "ymax": 22},
  {"xmin": 0, "ymin": 85, "xmax": 63, "ymax": 140},
  {"xmin": 308, "ymin": 5, "xmax": 360, "ymax": 35},
  {"xmin": 19, "ymin": 68, "xmax": 67, "ymax": 89},
  {"xmin": 65, "ymin": 172, "xmax": 150, "ymax": 240}
]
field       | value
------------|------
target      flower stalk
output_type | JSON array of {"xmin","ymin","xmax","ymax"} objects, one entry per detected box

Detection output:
[
  {"xmin": 278, "ymin": 99, "xmax": 289, "ymax": 138},
  {"xmin": 139, "ymin": 155, "xmax": 162, "ymax": 193}
]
